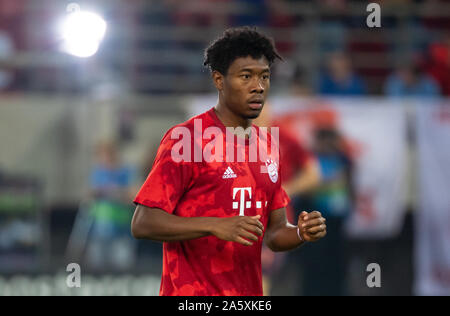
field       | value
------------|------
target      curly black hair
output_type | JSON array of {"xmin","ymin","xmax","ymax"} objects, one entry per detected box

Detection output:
[{"xmin": 203, "ymin": 26, "xmax": 282, "ymax": 75}]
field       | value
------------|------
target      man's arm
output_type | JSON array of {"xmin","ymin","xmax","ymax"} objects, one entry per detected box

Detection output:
[
  {"xmin": 264, "ymin": 208, "xmax": 326, "ymax": 252},
  {"xmin": 283, "ymin": 160, "xmax": 321, "ymax": 197},
  {"xmin": 131, "ymin": 204, "xmax": 264, "ymax": 246}
]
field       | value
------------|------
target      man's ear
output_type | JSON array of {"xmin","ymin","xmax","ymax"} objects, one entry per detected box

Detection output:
[{"xmin": 212, "ymin": 71, "xmax": 224, "ymax": 91}]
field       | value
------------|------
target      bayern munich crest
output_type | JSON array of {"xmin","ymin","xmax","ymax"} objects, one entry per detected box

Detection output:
[{"xmin": 265, "ymin": 158, "xmax": 278, "ymax": 183}]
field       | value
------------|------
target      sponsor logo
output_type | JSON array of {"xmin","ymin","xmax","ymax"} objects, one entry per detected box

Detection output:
[
  {"xmin": 222, "ymin": 167, "xmax": 237, "ymax": 179},
  {"xmin": 232, "ymin": 187, "xmax": 268, "ymax": 216}
]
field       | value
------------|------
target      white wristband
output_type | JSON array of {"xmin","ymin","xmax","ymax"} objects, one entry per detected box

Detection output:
[{"xmin": 297, "ymin": 226, "xmax": 303, "ymax": 242}]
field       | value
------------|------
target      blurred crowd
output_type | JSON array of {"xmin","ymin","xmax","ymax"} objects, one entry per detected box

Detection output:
[{"xmin": 0, "ymin": 0, "xmax": 449, "ymax": 95}]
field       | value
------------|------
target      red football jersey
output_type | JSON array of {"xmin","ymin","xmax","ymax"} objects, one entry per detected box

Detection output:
[{"xmin": 134, "ymin": 108, "xmax": 290, "ymax": 296}]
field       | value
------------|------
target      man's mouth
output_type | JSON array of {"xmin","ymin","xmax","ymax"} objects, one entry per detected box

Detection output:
[{"xmin": 248, "ymin": 100, "xmax": 264, "ymax": 110}]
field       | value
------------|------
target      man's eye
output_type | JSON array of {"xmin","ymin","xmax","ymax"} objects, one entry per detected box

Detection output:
[
  {"xmin": 241, "ymin": 74, "xmax": 251, "ymax": 79},
  {"xmin": 263, "ymin": 75, "xmax": 270, "ymax": 80}
]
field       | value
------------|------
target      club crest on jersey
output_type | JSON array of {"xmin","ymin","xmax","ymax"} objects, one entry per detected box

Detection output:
[{"xmin": 265, "ymin": 158, "xmax": 278, "ymax": 183}]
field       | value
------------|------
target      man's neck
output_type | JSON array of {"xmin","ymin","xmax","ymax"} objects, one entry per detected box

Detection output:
[
  {"xmin": 214, "ymin": 103, "xmax": 252, "ymax": 130},
  {"xmin": 214, "ymin": 104, "xmax": 253, "ymax": 139}
]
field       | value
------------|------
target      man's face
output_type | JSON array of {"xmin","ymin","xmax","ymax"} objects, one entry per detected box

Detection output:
[{"xmin": 215, "ymin": 56, "xmax": 270, "ymax": 119}]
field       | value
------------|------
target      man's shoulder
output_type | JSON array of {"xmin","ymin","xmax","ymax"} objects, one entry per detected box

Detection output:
[{"xmin": 161, "ymin": 109, "xmax": 214, "ymax": 141}]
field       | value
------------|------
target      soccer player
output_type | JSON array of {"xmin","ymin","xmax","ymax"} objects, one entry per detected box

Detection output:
[{"xmin": 131, "ymin": 26, "xmax": 327, "ymax": 296}]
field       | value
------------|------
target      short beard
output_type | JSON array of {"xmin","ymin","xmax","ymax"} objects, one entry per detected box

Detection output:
[{"xmin": 245, "ymin": 112, "xmax": 261, "ymax": 120}]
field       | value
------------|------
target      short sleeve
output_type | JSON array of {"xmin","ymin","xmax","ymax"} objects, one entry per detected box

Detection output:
[
  {"xmin": 269, "ymin": 149, "xmax": 290, "ymax": 212},
  {"xmin": 270, "ymin": 185, "xmax": 290, "ymax": 212},
  {"xmin": 133, "ymin": 131, "xmax": 193, "ymax": 214}
]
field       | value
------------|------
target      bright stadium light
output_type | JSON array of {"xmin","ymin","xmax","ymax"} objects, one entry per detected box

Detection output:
[{"xmin": 60, "ymin": 10, "xmax": 107, "ymax": 58}]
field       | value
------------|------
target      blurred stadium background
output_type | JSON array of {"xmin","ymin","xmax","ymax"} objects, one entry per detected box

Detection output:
[{"xmin": 0, "ymin": 0, "xmax": 449, "ymax": 295}]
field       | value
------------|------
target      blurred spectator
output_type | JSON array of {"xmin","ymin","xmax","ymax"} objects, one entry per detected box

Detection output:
[
  {"xmin": 84, "ymin": 140, "xmax": 138, "ymax": 271},
  {"xmin": 299, "ymin": 127, "xmax": 355, "ymax": 295},
  {"xmin": 384, "ymin": 62, "xmax": 441, "ymax": 97},
  {"xmin": 424, "ymin": 34, "xmax": 450, "ymax": 96},
  {"xmin": 0, "ymin": 30, "xmax": 14, "ymax": 91},
  {"xmin": 319, "ymin": 19, "xmax": 347, "ymax": 54},
  {"xmin": 311, "ymin": 128, "xmax": 354, "ymax": 224},
  {"xmin": 317, "ymin": 1, "xmax": 348, "ymax": 54},
  {"xmin": 318, "ymin": 52, "xmax": 367, "ymax": 96},
  {"xmin": 231, "ymin": 0, "xmax": 268, "ymax": 27},
  {"xmin": 89, "ymin": 141, "xmax": 137, "ymax": 202},
  {"xmin": 289, "ymin": 66, "xmax": 314, "ymax": 97}
]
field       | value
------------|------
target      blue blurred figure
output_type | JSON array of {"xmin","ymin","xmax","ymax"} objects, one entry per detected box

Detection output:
[
  {"xmin": 85, "ymin": 140, "xmax": 137, "ymax": 271},
  {"xmin": 300, "ymin": 127, "xmax": 355, "ymax": 296},
  {"xmin": 319, "ymin": 52, "xmax": 367, "ymax": 96},
  {"xmin": 384, "ymin": 62, "xmax": 441, "ymax": 97}
]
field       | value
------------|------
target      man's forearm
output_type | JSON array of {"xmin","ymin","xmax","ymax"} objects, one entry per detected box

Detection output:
[
  {"xmin": 265, "ymin": 223, "xmax": 305, "ymax": 252},
  {"xmin": 132, "ymin": 206, "xmax": 216, "ymax": 241}
]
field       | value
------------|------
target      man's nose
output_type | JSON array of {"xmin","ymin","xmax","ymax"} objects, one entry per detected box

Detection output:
[{"xmin": 251, "ymin": 79, "xmax": 265, "ymax": 94}]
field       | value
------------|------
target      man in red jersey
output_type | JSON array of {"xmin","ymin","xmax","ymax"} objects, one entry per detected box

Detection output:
[{"xmin": 131, "ymin": 26, "xmax": 327, "ymax": 296}]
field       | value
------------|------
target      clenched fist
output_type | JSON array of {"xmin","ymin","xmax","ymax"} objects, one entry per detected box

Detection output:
[{"xmin": 297, "ymin": 211, "xmax": 327, "ymax": 242}]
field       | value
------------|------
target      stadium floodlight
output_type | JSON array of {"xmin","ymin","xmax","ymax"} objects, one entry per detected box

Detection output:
[{"xmin": 59, "ymin": 10, "xmax": 107, "ymax": 58}]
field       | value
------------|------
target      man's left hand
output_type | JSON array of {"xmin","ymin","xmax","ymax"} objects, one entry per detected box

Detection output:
[{"xmin": 297, "ymin": 211, "xmax": 327, "ymax": 242}]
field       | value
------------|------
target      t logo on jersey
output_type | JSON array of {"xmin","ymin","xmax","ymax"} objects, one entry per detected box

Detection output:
[
  {"xmin": 232, "ymin": 187, "xmax": 251, "ymax": 216},
  {"xmin": 232, "ymin": 187, "xmax": 268, "ymax": 216}
]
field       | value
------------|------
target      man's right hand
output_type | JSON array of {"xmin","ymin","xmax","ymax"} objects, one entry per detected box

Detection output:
[{"xmin": 210, "ymin": 215, "xmax": 264, "ymax": 246}]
